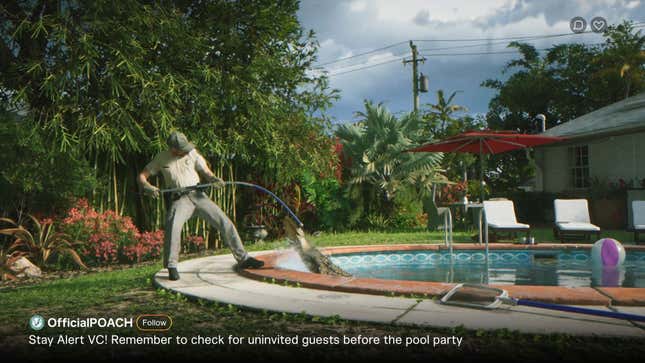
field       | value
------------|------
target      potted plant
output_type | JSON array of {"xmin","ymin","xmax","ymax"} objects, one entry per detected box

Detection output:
[{"xmin": 243, "ymin": 211, "xmax": 269, "ymax": 243}]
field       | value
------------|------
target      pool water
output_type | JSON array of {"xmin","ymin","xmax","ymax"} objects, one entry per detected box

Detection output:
[{"xmin": 331, "ymin": 250, "xmax": 645, "ymax": 287}]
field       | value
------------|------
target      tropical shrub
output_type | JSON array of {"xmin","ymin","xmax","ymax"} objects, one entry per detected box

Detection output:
[
  {"xmin": 390, "ymin": 193, "xmax": 425, "ymax": 230},
  {"xmin": 389, "ymin": 212, "xmax": 419, "ymax": 230},
  {"xmin": 62, "ymin": 199, "xmax": 134, "ymax": 265},
  {"xmin": 336, "ymin": 101, "xmax": 446, "ymax": 225},
  {"xmin": 0, "ymin": 215, "xmax": 86, "ymax": 269},
  {"xmin": 62, "ymin": 199, "xmax": 163, "ymax": 265},
  {"xmin": 364, "ymin": 214, "xmax": 391, "ymax": 231},
  {"xmin": 300, "ymin": 172, "xmax": 351, "ymax": 231}
]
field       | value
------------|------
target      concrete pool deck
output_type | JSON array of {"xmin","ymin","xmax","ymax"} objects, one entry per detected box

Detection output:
[{"xmin": 153, "ymin": 245, "xmax": 645, "ymax": 337}]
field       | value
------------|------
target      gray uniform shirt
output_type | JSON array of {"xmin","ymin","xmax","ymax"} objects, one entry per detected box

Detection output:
[{"xmin": 144, "ymin": 149, "xmax": 209, "ymax": 189}]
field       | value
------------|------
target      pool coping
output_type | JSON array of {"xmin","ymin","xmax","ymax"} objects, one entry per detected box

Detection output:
[
  {"xmin": 239, "ymin": 243, "xmax": 645, "ymax": 306},
  {"xmin": 153, "ymin": 253, "xmax": 645, "ymax": 336}
]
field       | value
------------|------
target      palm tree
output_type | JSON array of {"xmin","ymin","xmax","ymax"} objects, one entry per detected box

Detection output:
[
  {"xmin": 336, "ymin": 101, "xmax": 445, "ymax": 211},
  {"xmin": 423, "ymin": 90, "xmax": 468, "ymax": 136},
  {"xmin": 596, "ymin": 21, "xmax": 645, "ymax": 99}
]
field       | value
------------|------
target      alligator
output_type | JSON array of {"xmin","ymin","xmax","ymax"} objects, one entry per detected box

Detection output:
[{"xmin": 283, "ymin": 217, "xmax": 351, "ymax": 277}]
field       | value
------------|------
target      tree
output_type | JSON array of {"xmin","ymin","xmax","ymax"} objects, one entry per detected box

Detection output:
[
  {"xmin": 482, "ymin": 41, "xmax": 561, "ymax": 130},
  {"xmin": 545, "ymin": 43, "xmax": 603, "ymax": 121},
  {"xmin": 336, "ymin": 101, "xmax": 445, "ymax": 221},
  {"xmin": 594, "ymin": 21, "xmax": 645, "ymax": 100},
  {"xmin": 483, "ymin": 21, "xmax": 645, "ymax": 131},
  {"xmin": 0, "ymin": 1, "xmax": 337, "ymax": 231},
  {"xmin": 0, "ymin": 112, "xmax": 97, "ymax": 214},
  {"xmin": 422, "ymin": 90, "xmax": 468, "ymax": 137},
  {"xmin": 420, "ymin": 90, "xmax": 481, "ymax": 187}
]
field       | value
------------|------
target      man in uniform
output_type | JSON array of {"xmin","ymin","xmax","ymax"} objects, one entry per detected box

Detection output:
[{"xmin": 138, "ymin": 131, "xmax": 264, "ymax": 280}]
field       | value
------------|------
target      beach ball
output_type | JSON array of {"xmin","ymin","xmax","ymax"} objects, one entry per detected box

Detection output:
[{"xmin": 591, "ymin": 238, "xmax": 625, "ymax": 267}]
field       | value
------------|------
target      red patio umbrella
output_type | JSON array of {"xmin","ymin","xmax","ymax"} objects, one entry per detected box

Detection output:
[{"xmin": 408, "ymin": 130, "xmax": 565, "ymax": 202}]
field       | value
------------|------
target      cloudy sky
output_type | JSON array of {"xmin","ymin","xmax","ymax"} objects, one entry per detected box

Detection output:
[{"xmin": 297, "ymin": 0, "xmax": 645, "ymax": 124}]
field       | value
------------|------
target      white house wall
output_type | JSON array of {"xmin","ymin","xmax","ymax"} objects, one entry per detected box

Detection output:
[
  {"xmin": 589, "ymin": 132, "xmax": 644, "ymax": 183},
  {"xmin": 540, "ymin": 147, "xmax": 569, "ymax": 192},
  {"xmin": 538, "ymin": 131, "xmax": 645, "ymax": 193}
]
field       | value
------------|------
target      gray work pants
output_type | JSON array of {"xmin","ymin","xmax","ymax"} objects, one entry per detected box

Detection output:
[{"xmin": 163, "ymin": 191, "xmax": 248, "ymax": 268}]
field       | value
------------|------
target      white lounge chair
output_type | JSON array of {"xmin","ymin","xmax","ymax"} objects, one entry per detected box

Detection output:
[
  {"xmin": 483, "ymin": 200, "xmax": 530, "ymax": 241},
  {"xmin": 553, "ymin": 199, "xmax": 600, "ymax": 242},
  {"xmin": 628, "ymin": 200, "xmax": 645, "ymax": 243}
]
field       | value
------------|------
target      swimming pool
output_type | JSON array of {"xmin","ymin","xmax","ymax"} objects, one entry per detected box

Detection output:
[{"xmin": 330, "ymin": 249, "xmax": 645, "ymax": 287}]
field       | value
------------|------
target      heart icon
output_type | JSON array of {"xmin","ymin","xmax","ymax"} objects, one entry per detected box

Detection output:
[{"xmin": 591, "ymin": 17, "xmax": 607, "ymax": 33}]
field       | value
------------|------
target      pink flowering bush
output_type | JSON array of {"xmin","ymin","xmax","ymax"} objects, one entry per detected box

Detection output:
[
  {"xmin": 62, "ymin": 199, "xmax": 164, "ymax": 265},
  {"xmin": 123, "ymin": 230, "xmax": 164, "ymax": 263},
  {"xmin": 184, "ymin": 235, "xmax": 205, "ymax": 253}
]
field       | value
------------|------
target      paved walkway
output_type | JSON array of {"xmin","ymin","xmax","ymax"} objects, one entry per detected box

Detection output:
[{"xmin": 153, "ymin": 252, "xmax": 645, "ymax": 337}]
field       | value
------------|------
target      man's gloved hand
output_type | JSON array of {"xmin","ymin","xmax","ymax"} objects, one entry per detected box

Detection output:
[
  {"xmin": 143, "ymin": 184, "xmax": 160, "ymax": 199},
  {"xmin": 205, "ymin": 174, "xmax": 225, "ymax": 189}
]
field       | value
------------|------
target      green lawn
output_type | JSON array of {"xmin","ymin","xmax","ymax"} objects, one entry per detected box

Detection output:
[{"xmin": 1, "ymin": 229, "xmax": 643, "ymax": 361}]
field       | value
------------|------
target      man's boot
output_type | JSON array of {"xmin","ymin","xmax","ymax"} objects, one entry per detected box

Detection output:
[
  {"xmin": 238, "ymin": 257, "xmax": 264, "ymax": 269},
  {"xmin": 168, "ymin": 267, "xmax": 180, "ymax": 281}
]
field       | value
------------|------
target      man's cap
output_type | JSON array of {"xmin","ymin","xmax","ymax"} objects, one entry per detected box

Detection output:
[{"xmin": 166, "ymin": 131, "xmax": 194, "ymax": 152}]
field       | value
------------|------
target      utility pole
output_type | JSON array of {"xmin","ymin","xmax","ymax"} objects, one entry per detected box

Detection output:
[{"xmin": 403, "ymin": 40, "xmax": 427, "ymax": 112}]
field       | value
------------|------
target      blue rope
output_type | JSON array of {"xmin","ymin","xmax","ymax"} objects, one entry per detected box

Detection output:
[{"xmin": 160, "ymin": 182, "xmax": 304, "ymax": 228}]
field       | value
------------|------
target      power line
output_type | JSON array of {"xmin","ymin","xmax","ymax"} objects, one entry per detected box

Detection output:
[
  {"xmin": 322, "ymin": 44, "xmax": 557, "ymax": 75},
  {"xmin": 326, "ymin": 49, "xmax": 532, "ymax": 77},
  {"xmin": 417, "ymin": 39, "xmax": 529, "ymax": 52},
  {"xmin": 324, "ymin": 48, "xmax": 412, "ymax": 74},
  {"xmin": 412, "ymin": 23, "xmax": 645, "ymax": 42},
  {"xmin": 413, "ymin": 32, "xmax": 590, "ymax": 42},
  {"xmin": 326, "ymin": 47, "xmax": 559, "ymax": 77},
  {"xmin": 325, "ymin": 38, "xmax": 614, "ymax": 76},
  {"xmin": 316, "ymin": 41, "xmax": 408, "ymax": 67},
  {"xmin": 415, "ymin": 35, "xmax": 623, "ymax": 53},
  {"xmin": 416, "ymin": 38, "xmax": 600, "ymax": 53},
  {"xmin": 316, "ymin": 22, "xmax": 645, "ymax": 69},
  {"xmin": 326, "ymin": 47, "xmax": 561, "ymax": 77},
  {"xmin": 420, "ymin": 49, "xmax": 551, "ymax": 57},
  {"xmin": 327, "ymin": 57, "xmax": 404, "ymax": 77},
  {"xmin": 318, "ymin": 32, "xmax": 588, "ymax": 68},
  {"xmin": 328, "ymin": 49, "xmax": 532, "ymax": 77}
]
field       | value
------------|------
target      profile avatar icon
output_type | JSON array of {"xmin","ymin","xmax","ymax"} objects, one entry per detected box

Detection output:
[{"xmin": 29, "ymin": 314, "xmax": 45, "ymax": 331}]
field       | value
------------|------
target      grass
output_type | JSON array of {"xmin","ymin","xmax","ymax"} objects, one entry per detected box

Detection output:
[{"xmin": 1, "ymin": 229, "xmax": 643, "ymax": 362}]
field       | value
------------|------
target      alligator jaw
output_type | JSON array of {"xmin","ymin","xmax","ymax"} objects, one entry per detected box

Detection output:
[
  {"xmin": 283, "ymin": 217, "xmax": 314, "ymax": 251},
  {"xmin": 283, "ymin": 217, "xmax": 351, "ymax": 277}
]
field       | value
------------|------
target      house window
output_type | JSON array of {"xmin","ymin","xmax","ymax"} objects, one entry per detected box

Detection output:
[{"xmin": 568, "ymin": 145, "xmax": 589, "ymax": 189}]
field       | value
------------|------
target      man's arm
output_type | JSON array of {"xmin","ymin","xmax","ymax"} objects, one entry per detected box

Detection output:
[
  {"xmin": 138, "ymin": 168, "xmax": 160, "ymax": 198},
  {"xmin": 195, "ymin": 152, "xmax": 225, "ymax": 188}
]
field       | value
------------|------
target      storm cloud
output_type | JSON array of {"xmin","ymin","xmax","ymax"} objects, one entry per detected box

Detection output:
[{"xmin": 297, "ymin": 0, "xmax": 645, "ymax": 124}]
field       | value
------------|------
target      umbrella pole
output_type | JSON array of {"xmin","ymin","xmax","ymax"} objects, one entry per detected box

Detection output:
[
  {"xmin": 479, "ymin": 140, "xmax": 489, "ymax": 264},
  {"xmin": 479, "ymin": 154, "xmax": 484, "ymax": 203},
  {"xmin": 479, "ymin": 141, "xmax": 484, "ymax": 203}
]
